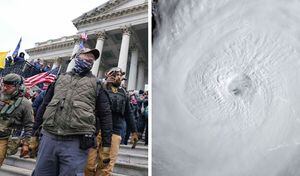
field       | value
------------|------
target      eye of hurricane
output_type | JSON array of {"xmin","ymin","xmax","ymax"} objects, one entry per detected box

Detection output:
[
  {"xmin": 182, "ymin": 31, "xmax": 295, "ymax": 132},
  {"xmin": 227, "ymin": 74, "xmax": 252, "ymax": 96},
  {"xmin": 153, "ymin": 1, "xmax": 300, "ymax": 175}
]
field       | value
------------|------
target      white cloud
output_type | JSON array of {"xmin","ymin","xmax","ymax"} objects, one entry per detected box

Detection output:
[{"xmin": 0, "ymin": 0, "xmax": 109, "ymax": 57}]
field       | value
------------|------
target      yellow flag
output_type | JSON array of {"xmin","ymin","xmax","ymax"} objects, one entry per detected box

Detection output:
[{"xmin": 0, "ymin": 51, "xmax": 8, "ymax": 69}]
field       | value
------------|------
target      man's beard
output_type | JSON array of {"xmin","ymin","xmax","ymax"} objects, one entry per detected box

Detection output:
[
  {"xmin": 112, "ymin": 80, "xmax": 121, "ymax": 87},
  {"xmin": 1, "ymin": 89, "xmax": 19, "ymax": 101},
  {"xmin": 107, "ymin": 77, "xmax": 121, "ymax": 87},
  {"xmin": 1, "ymin": 93, "xmax": 12, "ymax": 101}
]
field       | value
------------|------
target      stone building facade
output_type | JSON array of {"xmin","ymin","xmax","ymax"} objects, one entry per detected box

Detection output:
[{"xmin": 26, "ymin": 0, "xmax": 148, "ymax": 90}]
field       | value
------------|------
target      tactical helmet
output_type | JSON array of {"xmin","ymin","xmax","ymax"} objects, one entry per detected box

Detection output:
[
  {"xmin": 19, "ymin": 52, "xmax": 25, "ymax": 58},
  {"xmin": 3, "ymin": 73, "xmax": 23, "ymax": 86}
]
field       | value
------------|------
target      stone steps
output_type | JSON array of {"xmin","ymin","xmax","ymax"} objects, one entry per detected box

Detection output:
[
  {"xmin": 118, "ymin": 152, "xmax": 148, "ymax": 165},
  {"xmin": 120, "ymin": 145, "xmax": 148, "ymax": 156},
  {"xmin": 4, "ymin": 155, "xmax": 35, "ymax": 170},
  {"xmin": 1, "ymin": 156, "xmax": 148, "ymax": 176},
  {"xmin": 114, "ymin": 162, "xmax": 148, "ymax": 176},
  {"xmin": 4, "ymin": 152, "xmax": 148, "ymax": 169},
  {"xmin": 132, "ymin": 141, "xmax": 147, "ymax": 146},
  {"xmin": 0, "ymin": 164, "xmax": 134, "ymax": 176},
  {"xmin": 0, "ymin": 144, "xmax": 148, "ymax": 176},
  {"xmin": 0, "ymin": 164, "xmax": 32, "ymax": 176}
]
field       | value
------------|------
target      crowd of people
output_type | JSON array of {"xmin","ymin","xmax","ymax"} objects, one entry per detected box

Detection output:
[
  {"xmin": 5, "ymin": 52, "xmax": 26, "ymax": 67},
  {"xmin": 5, "ymin": 54, "xmax": 51, "ymax": 73},
  {"xmin": 123, "ymin": 90, "xmax": 148, "ymax": 146},
  {"xmin": 29, "ymin": 58, "xmax": 51, "ymax": 72},
  {"xmin": 0, "ymin": 47, "xmax": 149, "ymax": 176},
  {"xmin": 2, "ymin": 54, "xmax": 53, "ymax": 83}
]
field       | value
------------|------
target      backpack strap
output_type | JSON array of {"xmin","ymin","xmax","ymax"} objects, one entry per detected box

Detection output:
[
  {"xmin": 0, "ymin": 97, "xmax": 24, "ymax": 120},
  {"xmin": 119, "ymin": 87, "xmax": 127, "ymax": 96}
]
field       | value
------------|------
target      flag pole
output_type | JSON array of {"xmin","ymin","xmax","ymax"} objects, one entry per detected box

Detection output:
[{"xmin": 57, "ymin": 65, "xmax": 62, "ymax": 76}]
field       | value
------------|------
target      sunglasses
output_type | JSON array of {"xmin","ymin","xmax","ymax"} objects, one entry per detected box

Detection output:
[{"xmin": 2, "ymin": 83, "xmax": 16, "ymax": 89}]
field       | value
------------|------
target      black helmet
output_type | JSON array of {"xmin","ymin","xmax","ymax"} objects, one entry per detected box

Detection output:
[{"xmin": 19, "ymin": 52, "xmax": 25, "ymax": 58}]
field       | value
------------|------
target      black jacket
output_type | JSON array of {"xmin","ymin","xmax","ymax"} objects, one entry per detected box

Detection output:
[{"xmin": 106, "ymin": 87, "xmax": 137, "ymax": 135}]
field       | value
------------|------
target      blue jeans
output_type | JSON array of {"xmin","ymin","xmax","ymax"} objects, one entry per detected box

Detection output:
[{"xmin": 32, "ymin": 130, "xmax": 88, "ymax": 176}]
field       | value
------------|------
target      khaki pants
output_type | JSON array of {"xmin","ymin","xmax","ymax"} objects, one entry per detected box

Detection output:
[
  {"xmin": 85, "ymin": 133, "xmax": 102, "ymax": 176},
  {"xmin": 0, "ymin": 139, "xmax": 8, "ymax": 166},
  {"xmin": 96, "ymin": 134, "xmax": 122, "ymax": 176}
]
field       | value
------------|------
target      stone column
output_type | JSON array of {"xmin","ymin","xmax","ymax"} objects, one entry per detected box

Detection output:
[
  {"xmin": 51, "ymin": 57, "xmax": 60, "ymax": 69},
  {"xmin": 137, "ymin": 61, "xmax": 145, "ymax": 90},
  {"xmin": 66, "ymin": 37, "xmax": 80, "ymax": 72},
  {"xmin": 52, "ymin": 63, "xmax": 58, "ymax": 70},
  {"xmin": 91, "ymin": 32, "xmax": 105, "ymax": 76},
  {"xmin": 127, "ymin": 47, "xmax": 139, "ymax": 90},
  {"xmin": 144, "ymin": 76, "xmax": 148, "ymax": 91},
  {"xmin": 98, "ymin": 65, "xmax": 106, "ymax": 78},
  {"xmin": 117, "ymin": 27, "xmax": 131, "ymax": 72}
]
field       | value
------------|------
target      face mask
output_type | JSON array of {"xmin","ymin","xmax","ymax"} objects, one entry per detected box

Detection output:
[{"xmin": 73, "ymin": 57, "xmax": 93, "ymax": 75}]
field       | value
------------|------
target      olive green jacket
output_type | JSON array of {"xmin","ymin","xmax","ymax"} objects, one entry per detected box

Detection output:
[
  {"xmin": 42, "ymin": 72, "xmax": 97, "ymax": 136},
  {"xmin": 0, "ymin": 97, "xmax": 34, "ymax": 141}
]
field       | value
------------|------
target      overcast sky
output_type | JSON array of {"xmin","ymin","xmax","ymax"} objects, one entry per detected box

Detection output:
[{"xmin": 0, "ymin": 0, "xmax": 109, "ymax": 58}]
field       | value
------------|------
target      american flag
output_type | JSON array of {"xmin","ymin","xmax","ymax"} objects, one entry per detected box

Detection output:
[
  {"xmin": 80, "ymin": 32, "xmax": 88, "ymax": 41},
  {"xmin": 24, "ymin": 67, "xmax": 59, "ymax": 89}
]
